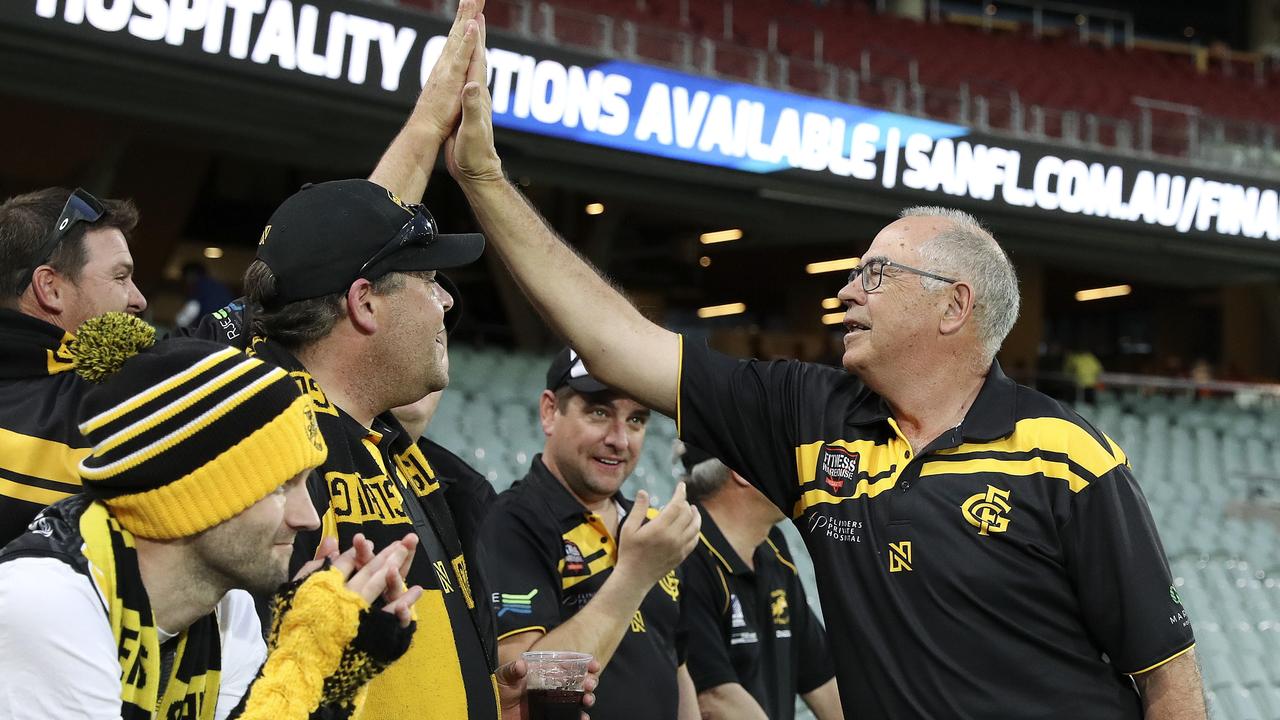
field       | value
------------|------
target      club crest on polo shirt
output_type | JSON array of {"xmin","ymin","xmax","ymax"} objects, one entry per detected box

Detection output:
[
  {"xmin": 562, "ymin": 539, "xmax": 589, "ymax": 576},
  {"xmin": 818, "ymin": 445, "xmax": 860, "ymax": 495}
]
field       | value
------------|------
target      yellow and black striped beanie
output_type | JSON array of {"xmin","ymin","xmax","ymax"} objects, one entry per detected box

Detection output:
[{"xmin": 72, "ymin": 313, "xmax": 328, "ymax": 539}]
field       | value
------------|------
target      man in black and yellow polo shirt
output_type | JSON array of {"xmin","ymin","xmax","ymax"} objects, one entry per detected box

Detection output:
[
  {"xmin": 677, "ymin": 443, "xmax": 841, "ymax": 720},
  {"xmin": 0, "ymin": 186, "xmax": 147, "ymax": 545},
  {"xmin": 442, "ymin": 92, "xmax": 1206, "ymax": 720},
  {"xmin": 477, "ymin": 349, "xmax": 702, "ymax": 720}
]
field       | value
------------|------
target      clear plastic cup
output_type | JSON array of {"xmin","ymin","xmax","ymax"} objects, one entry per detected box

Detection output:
[{"xmin": 521, "ymin": 650, "xmax": 592, "ymax": 720}]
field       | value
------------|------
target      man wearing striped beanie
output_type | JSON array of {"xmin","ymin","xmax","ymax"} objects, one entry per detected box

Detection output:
[{"xmin": 0, "ymin": 313, "xmax": 423, "ymax": 720}]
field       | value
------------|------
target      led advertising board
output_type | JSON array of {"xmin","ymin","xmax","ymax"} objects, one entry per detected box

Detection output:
[{"xmin": 6, "ymin": 0, "xmax": 1280, "ymax": 243}]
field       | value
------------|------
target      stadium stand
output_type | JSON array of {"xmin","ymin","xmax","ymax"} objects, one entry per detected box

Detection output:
[
  {"xmin": 400, "ymin": 0, "xmax": 1280, "ymax": 171},
  {"xmin": 439, "ymin": 346, "xmax": 1280, "ymax": 720}
]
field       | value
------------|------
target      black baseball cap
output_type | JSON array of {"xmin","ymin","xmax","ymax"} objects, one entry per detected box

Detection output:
[
  {"xmin": 679, "ymin": 442, "xmax": 715, "ymax": 475},
  {"xmin": 255, "ymin": 179, "xmax": 484, "ymax": 306},
  {"xmin": 546, "ymin": 347, "xmax": 609, "ymax": 394}
]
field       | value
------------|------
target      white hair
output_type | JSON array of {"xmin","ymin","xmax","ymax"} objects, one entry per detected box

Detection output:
[{"xmin": 898, "ymin": 206, "xmax": 1020, "ymax": 362}]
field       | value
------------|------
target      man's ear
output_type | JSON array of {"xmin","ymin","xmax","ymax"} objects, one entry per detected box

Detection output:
[
  {"xmin": 939, "ymin": 281, "xmax": 975, "ymax": 337},
  {"xmin": 538, "ymin": 389, "xmax": 560, "ymax": 437},
  {"xmin": 29, "ymin": 266, "xmax": 67, "ymax": 316},
  {"xmin": 345, "ymin": 279, "xmax": 380, "ymax": 335}
]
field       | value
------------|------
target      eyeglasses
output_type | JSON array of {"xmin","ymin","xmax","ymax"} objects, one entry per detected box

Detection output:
[
  {"xmin": 847, "ymin": 258, "xmax": 957, "ymax": 293},
  {"xmin": 356, "ymin": 204, "xmax": 438, "ymax": 279},
  {"xmin": 19, "ymin": 188, "xmax": 106, "ymax": 293}
]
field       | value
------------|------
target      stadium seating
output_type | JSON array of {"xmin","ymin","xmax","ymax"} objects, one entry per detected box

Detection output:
[
  {"xmin": 440, "ymin": 345, "xmax": 1280, "ymax": 720},
  {"xmin": 418, "ymin": 0, "xmax": 1279, "ymax": 162}
]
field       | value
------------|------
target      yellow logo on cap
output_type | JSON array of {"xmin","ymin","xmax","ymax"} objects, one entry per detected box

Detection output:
[
  {"xmin": 258, "ymin": 225, "xmax": 271, "ymax": 246},
  {"xmin": 386, "ymin": 190, "xmax": 413, "ymax": 215}
]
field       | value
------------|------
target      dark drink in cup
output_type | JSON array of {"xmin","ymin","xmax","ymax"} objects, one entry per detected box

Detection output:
[
  {"xmin": 524, "ymin": 688, "xmax": 584, "ymax": 720},
  {"xmin": 521, "ymin": 651, "xmax": 592, "ymax": 720}
]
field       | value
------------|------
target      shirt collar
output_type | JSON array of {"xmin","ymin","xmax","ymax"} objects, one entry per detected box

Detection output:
[
  {"xmin": 252, "ymin": 338, "xmax": 405, "ymax": 445},
  {"xmin": 694, "ymin": 504, "xmax": 753, "ymax": 576},
  {"xmin": 956, "ymin": 361, "xmax": 1018, "ymax": 443},
  {"xmin": 845, "ymin": 361, "xmax": 1017, "ymax": 444},
  {"xmin": 526, "ymin": 454, "xmax": 630, "ymax": 522},
  {"xmin": 0, "ymin": 308, "xmax": 77, "ymax": 378}
]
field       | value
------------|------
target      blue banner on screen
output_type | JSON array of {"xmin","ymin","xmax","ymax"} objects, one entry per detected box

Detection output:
[{"xmin": 485, "ymin": 51, "xmax": 968, "ymax": 176}]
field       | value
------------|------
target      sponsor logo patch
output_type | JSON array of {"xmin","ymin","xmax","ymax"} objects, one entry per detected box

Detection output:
[
  {"xmin": 818, "ymin": 445, "xmax": 860, "ymax": 495},
  {"xmin": 496, "ymin": 589, "xmax": 538, "ymax": 617},
  {"xmin": 562, "ymin": 539, "xmax": 588, "ymax": 576}
]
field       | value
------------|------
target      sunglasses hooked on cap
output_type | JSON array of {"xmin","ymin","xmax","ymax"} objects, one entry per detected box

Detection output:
[
  {"xmin": 546, "ymin": 347, "xmax": 610, "ymax": 394},
  {"xmin": 255, "ymin": 179, "xmax": 485, "ymax": 307}
]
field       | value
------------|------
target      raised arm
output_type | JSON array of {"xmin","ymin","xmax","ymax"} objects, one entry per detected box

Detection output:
[
  {"xmin": 445, "ymin": 70, "xmax": 680, "ymax": 416},
  {"xmin": 368, "ymin": 0, "xmax": 485, "ymax": 202}
]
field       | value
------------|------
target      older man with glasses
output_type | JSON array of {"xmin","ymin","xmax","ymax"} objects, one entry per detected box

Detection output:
[
  {"xmin": 0, "ymin": 186, "xmax": 148, "ymax": 545},
  {"xmin": 438, "ymin": 68, "xmax": 1208, "ymax": 719}
]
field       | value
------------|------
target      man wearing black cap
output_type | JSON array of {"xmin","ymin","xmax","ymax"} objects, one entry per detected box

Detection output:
[
  {"xmin": 675, "ymin": 441, "xmax": 842, "ymax": 720},
  {"xmin": 229, "ymin": 178, "xmax": 497, "ymax": 720},
  {"xmin": 173, "ymin": 2, "xmax": 557, "ymax": 716},
  {"xmin": 477, "ymin": 349, "xmax": 703, "ymax": 720}
]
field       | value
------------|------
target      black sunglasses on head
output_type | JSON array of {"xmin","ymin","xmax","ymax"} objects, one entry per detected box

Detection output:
[
  {"xmin": 356, "ymin": 204, "xmax": 438, "ymax": 279},
  {"xmin": 19, "ymin": 188, "xmax": 106, "ymax": 293}
]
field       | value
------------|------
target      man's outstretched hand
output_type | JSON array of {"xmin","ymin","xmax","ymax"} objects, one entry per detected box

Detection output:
[{"xmin": 445, "ymin": 18, "xmax": 505, "ymax": 187}]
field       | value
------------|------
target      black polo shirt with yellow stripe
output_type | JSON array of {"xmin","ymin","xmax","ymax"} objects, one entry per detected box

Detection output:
[
  {"xmin": 477, "ymin": 455, "xmax": 685, "ymax": 720},
  {"xmin": 677, "ymin": 338, "xmax": 1194, "ymax": 720},
  {"xmin": 683, "ymin": 510, "xmax": 835, "ymax": 720},
  {"xmin": 0, "ymin": 310, "xmax": 92, "ymax": 547}
]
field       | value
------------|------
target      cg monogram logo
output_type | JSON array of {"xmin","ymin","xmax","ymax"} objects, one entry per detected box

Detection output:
[
  {"xmin": 961, "ymin": 485, "xmax": 1013, "ymax": 536},
  {"xmin": 658, "ymin": 570, "xmax": 680, "ymax": 601}
]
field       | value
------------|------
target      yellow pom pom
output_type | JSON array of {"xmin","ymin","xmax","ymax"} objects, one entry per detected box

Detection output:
[{"xmin": 73, "ymin": 312, "xmax": 156, "ymax": 383}]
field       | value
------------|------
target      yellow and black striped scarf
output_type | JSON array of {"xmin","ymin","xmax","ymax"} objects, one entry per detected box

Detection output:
[{"xmin": 80, "ymin": 500, "xmax": 222, "ymax": 719}]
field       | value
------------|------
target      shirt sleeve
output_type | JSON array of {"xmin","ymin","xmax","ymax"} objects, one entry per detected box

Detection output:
[
  {"xmin": 1061, "ymin": 459, "xmax": 1194, "ymax": 674},
  {"xmin": 792, "ymin": 584, "xmax": 836, "ymax": 694},
  {"xmin": 0, "ymin": 557, "xmax": 124, "ymax": 720},
  {"xmin": 677, "ymin": 337, "xmax": 835, "ymax": 515},
  {"xmin": 476, "ymin": 506, "xmax": 562, "ymax": 640},
  {"xmin": 214, "ymin": 590, "xmax": 268, "ymax": 720},
  {"xmin": 680, "ymin": 554, "xmax": 738, "ymax": 693},
  {"xmin": 169, "ymin": 299, "xmax": 250, "ymax": 350}
]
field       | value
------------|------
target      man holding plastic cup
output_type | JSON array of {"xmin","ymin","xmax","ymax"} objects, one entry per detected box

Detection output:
[
  {"xmin": 478, "ymin": 349, "xmax": 703, "ymax": 719},
  {"xmin": 521, "ymin": 651, "xmax": 594, "ymax": 720}
]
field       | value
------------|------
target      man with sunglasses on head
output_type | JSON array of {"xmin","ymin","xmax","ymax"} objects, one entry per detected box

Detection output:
[
  {"xmin": 438, "ymin": 67, "xmax": 1207, "ymax": 720},
  {"xmin": 180, "ymin": 2, "xmax": 600, "ymax": 718},
  {"xmin": 0, "ymin": 186, "xmax": 147, "ymax": 545}
]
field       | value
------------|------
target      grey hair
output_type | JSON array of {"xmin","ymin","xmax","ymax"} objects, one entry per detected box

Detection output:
[
  {"xmin": 686, "ymin": 458, "xmax": 733, "ymax": 503},
  {"xmin": 899, "ymin": 206, "xmax": 1020, "ymax": 362}
]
